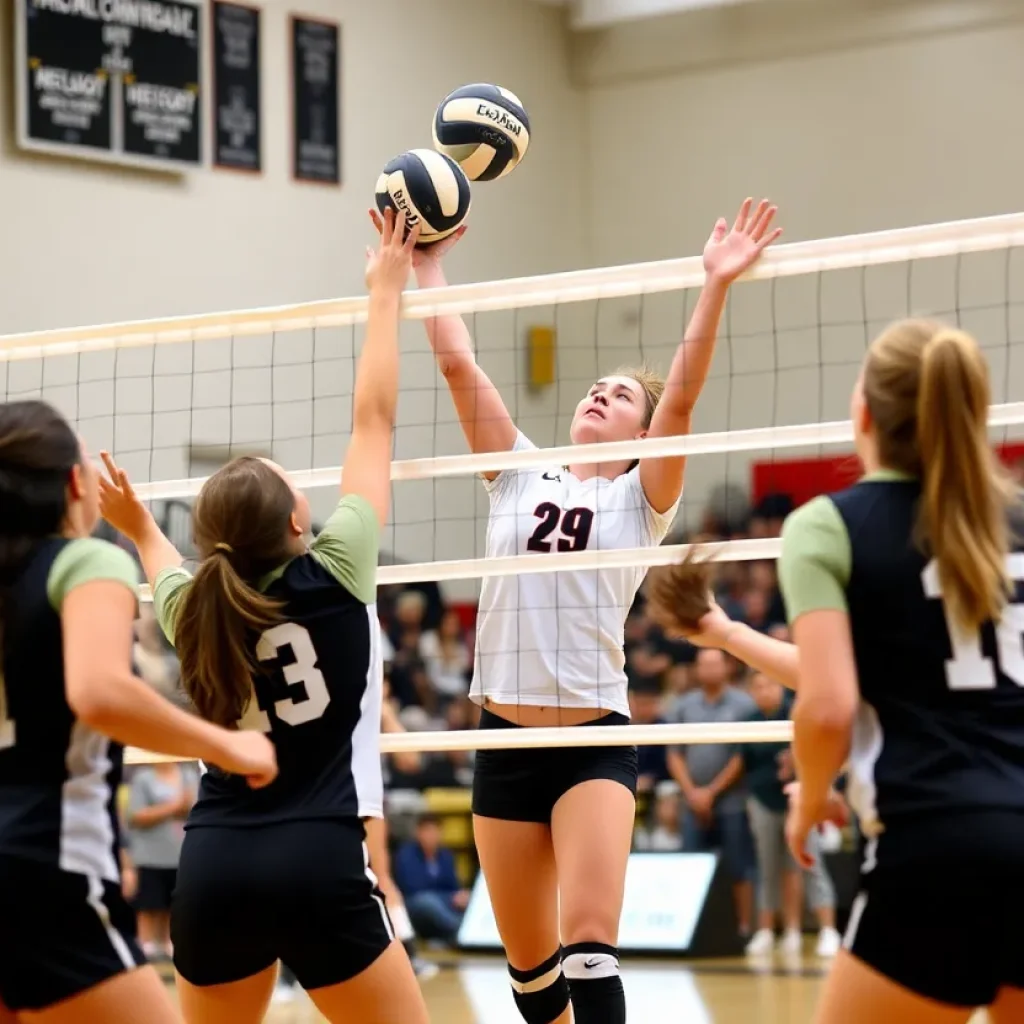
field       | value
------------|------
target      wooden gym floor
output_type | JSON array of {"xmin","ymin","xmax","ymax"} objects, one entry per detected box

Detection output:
[{"xmin": 157, "ymin": 949, "xmax": 990, "ymax": 1022}]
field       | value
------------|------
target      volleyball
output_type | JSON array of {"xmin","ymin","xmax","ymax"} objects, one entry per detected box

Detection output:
[
  {"xmin": 374, "ymin": 149, "xmax": 471, "ymax": 247},
  {"xmin": 432, "ymin": 84, "xmax": 530, "ymax": 182}
]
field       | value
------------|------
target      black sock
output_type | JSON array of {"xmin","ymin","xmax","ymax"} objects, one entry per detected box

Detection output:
[{"xmin": 562, "ymin": 943, "xmax": 626, "ymax": 1024}]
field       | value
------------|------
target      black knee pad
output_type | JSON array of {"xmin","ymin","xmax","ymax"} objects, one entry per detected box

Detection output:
[
  {"xmin": 563, "ymin": 943, "xmax": 625, "ymax": 1024},
  {"xmin": 509, "ymin": 949, "xmax": 570, "ymax": 1024}
]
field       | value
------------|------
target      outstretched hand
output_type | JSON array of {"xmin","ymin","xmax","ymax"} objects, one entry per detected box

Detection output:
[
  {"xmin": 703, "ymin": 198, "xmax": 782, "ymax": 286},
  {"xmin": 98, "ymin": 451, "xmax": 154, "ymax": 544},
  {"xmin": 368, "ymin": 208, "xmax": 467, "ymax": 269},
  {"xmin": 365, "ymin": 207, "xmax": 421, "ymax": 295}
]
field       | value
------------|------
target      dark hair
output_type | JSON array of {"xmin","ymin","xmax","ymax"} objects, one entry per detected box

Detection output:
[
  {"xmin": 417, "ymin": 813, "xmax": 441, "ymax": 829},
  {"xmin": 0, "ymin": 401, "xmax": 81, "ymax": 645},
  {"xmin": 173, "ymin": 457, "xmax": 298, "ymax": 727}
]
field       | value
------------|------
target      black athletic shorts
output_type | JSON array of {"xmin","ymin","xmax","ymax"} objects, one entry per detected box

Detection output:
[
  {"xmin": 0, "ymin": 855, "xmax": 146, "ymax": 1012},
  {"xmin": 846, "ymin": 861, "xmax": 1024, "ymax": 1007},
  {"xmin": 135, "ymin": 866, "xmax": 177, "ymax": 913},
  {"xmin": 471, "ymin": 709, "xmax": 638, "ymax": 823},
  {"xmin": 172, "ymin": 818, "xmax": 395, "ymax": 990}
]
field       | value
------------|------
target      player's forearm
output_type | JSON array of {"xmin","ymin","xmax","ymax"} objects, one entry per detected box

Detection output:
[
  {"xmin": 792, "ymin": 704, "xmax": 851, "ymax": 816},
  {"xmin": 134, "ymin": 518, "xmax": 184, "ymax": 588},
  {"xmin": 73, "ymin": 671, "xmax": 235, "ymax": 767},
  {"xmin": 721, "ymin": 624, "xmax": 800, "ymax": 690},
  {"xmin": 661, "ymin": 276, "xmax": 730, "ymax": 421},
  {"xmin": 352, "ymin": 291, "xmax": 402, "ymax": 429},
  {"xmin": 414, "ymin": 261, "xmax": 478, "ymax": 379}
]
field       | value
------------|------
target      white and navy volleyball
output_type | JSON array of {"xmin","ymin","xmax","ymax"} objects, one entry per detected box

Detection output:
[
  {"xmin": 432, "ymin": 84, "xmax": 530, "ymax": 182},
  {"xmin": 374, "ymin": 149, "xmax": 472, "ymax": 246}
]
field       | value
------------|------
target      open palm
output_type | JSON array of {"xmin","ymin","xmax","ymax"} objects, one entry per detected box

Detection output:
[
  {"xmin": 703, "ymin": 198, "xmax": 782, "ymax": 285},
  {"xmin": 98, "ymin": 451, "xmax": 152, "ymax": 543}
]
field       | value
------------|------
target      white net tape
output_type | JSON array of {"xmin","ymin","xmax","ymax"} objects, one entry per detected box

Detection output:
[{"xmin": 6, "ymin": 210, "xmax": 1022, "ymax": 765}]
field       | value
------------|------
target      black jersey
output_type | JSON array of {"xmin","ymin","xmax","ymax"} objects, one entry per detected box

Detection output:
[
  {"xmin": 154, "ymin": 495, "xmax": 384, "ymax": 828},
  {"xmin": 0, "ymin": 537, "xmax": 140, "ymax": 882},
  {"xmin": 780, "ymin": 472, "xmax": 1024, "ymax": 868}
]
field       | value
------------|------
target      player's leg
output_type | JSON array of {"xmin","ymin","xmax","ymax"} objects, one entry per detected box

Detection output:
[
  {"xmin": 0, "ymin": 860, "xmax": 176, "ymax": 1024},
  {"xmin": 470, "ymin": 717, "xmax": 570, "ymax": 1024},
  {"xmin": 716, "ymin": 807, "xmax": 757, "ymax": 939},
  {"xmin": 552, "ymin": 775, "xmax": 635, "ymax": 1024},
  {"xmin": 473, "ymin": 815, "xmax": 568, "ymax": 1024},
  {"xmin": 813, "ymin": 952, "xmax": 975, "ymax": 1024},
  {"xmin": 21, "ymin": 967, "xmax": 180, "ymax": 1024},
  {"xmin": 170, "ymin": 829, "xmax": 278, "ymax": 1024},
  {"xmin": 305, "ymin": 942, "xmax": 427, "ymax": 1024},
  {"xmin": 814, "ymin": 866, "xmax": 996, "ymax": 1024},
  {"xmin": 279, "ymin": 821, "xmax": 429, "ymax": 1024},
  {"xmin": 174, "ymin": 966, "xmax": 277, "ymax": 1024},
  {"xmin": 989, "ymin": 988, "xmax": 1024, "ymax": 1023}
]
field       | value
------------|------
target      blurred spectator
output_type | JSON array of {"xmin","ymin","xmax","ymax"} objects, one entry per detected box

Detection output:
[
  {"xmin": 634, "ymin": 782, "xmax": 683, "ymax": 852},
  {"xmin": 126, "ymin": 762, "xmax": 196, "ymax": 959},
  {"xmin": 742, "ymin": 672, "xmax": 840, "ymax": 959},
  {"xmin": 134, "ymin": 606, "xmax": 184, "ymax": 707},
  {"xmin": 420, "ymin": 609, "xmax": 471, "ymax": 701},
  {"xmin": 665, "ymin": 648, "xmax": 758, "ymax": 937},
  {"xmin": 629, "ymin": 679, "xmax": 671, "ymax": 794},
  {"xmin": 395, "ymin": 814, "xmax": 469, "ymax": 945}
]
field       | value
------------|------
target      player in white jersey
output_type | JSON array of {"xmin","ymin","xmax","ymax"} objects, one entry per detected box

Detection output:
[{"xmin": 373, "ymin": 199, "xmax": 781, "ymax": 1024}]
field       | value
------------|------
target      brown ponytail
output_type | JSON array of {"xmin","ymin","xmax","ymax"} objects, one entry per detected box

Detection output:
[
  {"xmin": 645, "ymin": 547, "xmax": 714, "ymax": 636},
  {"xmin": 864, "ymin": 320, "xmax": 1015, "ymax": 637},
  {"xmin": 173, "ymin": 457, "xmax": 298, "ymax": 726}
]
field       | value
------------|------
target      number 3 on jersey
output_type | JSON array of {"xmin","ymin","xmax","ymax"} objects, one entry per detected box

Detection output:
[
  {"xmin": 240, "ymin": 622, "xmax": 332, "ymax": 732},
  {"xmin": 923, "ymin": 554, "xmax": 1024, "ymax": 690}
]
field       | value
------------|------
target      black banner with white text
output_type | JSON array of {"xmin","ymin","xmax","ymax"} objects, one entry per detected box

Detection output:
[
  {"xmin": 17, "ymin": 0, "xmax": 202, "ymax": 171},
  {"xmin": 211, "ymin": 0, "xmax": 260, "ymax": 172},
  {"xmin": 291, "ymin": 16, "xmax": 340, "ymax": 185}
]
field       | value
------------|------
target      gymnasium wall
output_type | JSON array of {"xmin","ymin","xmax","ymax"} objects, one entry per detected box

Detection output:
[
  {"xmin": 0, "ymin": 0, "xmax": 590, "ymax": 578},
  {"xmin": 575, "ymin": 0, "xmax": 1024, "ymax": 529}
]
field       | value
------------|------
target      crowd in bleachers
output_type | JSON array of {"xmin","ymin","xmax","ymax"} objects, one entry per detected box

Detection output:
[{"xmin": 118, "ymin": 487, "xmax": 849, "ymax": 958}]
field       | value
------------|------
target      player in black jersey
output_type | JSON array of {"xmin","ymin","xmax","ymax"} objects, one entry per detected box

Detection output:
[
  {"xmin": 651, "ymin": 320, "xmax": 1024, "ymax": 1023},
  {"xmin": 0, "ymin": 400, "xmax": 277, "ymax": 1023},
  {"xmin": 99, "ymin": 210, "xmax": 429, "ymax": 1024}
]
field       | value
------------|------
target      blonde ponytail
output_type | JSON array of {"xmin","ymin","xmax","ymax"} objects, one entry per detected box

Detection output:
[{"xmin": 916, "ymin": 328, "xmax": 1013, "ymax": 636}]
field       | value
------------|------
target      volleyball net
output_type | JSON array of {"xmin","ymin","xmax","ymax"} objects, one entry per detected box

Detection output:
[{"xmin": 4, "ymin": 210, "xmax": 1024, "ymax": 764}]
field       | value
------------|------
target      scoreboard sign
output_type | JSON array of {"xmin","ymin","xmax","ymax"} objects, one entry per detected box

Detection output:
[{"xmin": 16, "ymin": 0, "xmax": 202, "ymax": 171}]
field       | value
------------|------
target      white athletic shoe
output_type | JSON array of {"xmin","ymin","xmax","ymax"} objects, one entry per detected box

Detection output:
[
  {"xmin": 745, "ymin": 928, "xmax": 775, "ymax": 956},
  {"xmin": 816, "ymin": 927, "xmax": 842, "ymax": 958},
  {"xmin": 778, "ymin": 928, "xmax": 803, "ymax": 956}
]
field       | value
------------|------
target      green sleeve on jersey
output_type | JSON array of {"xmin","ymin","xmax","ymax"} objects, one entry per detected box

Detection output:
[
  {"xmin": 152, "ymin": 566, "xmax": 194, "ymax": 644},
  {"xmin": 47, "ymin": 538, "xmax": 139, "ymax": 612},
  {"xmin": 778, "ymin": 496, "xmax": 852, "ymax": 624},
  {"xmin": 308, "ymin": 494, "xmax": 380, "ymax": 605}
]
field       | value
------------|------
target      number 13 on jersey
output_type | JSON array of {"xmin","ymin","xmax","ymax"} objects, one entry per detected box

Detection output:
[
  {"xmin": 923, "ymin": 554, "xmax": 1024, "ymax": 690},
  {"xmin": 239, "ymin": 622, "xmax": 332, "ymax": 731}
]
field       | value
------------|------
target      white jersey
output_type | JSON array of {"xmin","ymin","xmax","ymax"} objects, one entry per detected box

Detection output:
[{"xmin": 471, "ymin": 432, "xmax": 679, "ymax": 716}]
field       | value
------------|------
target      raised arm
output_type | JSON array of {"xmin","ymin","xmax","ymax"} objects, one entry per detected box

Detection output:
[
  {"xmin": 339, "ymin": 209, "xmax": 421, "ymax": 525},
  {"xmin": 99, "ymin": 451, "xmax": 183, "ymax": 590},
  {"xmin": 369, "ymin": 213, "xmax": 516, "ymax": 480},
  {"xmin": 640, "ymin": 199, "xmax": 782, "ymax": 513}
]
